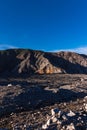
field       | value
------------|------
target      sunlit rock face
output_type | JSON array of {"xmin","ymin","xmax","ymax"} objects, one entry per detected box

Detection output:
[{"xmin": 37, "ymin": 65, "xmax": 65, "ymax": 74}]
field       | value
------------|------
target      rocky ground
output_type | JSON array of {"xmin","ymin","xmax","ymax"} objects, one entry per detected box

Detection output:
[{"xmin": 0, "ymin": 74, "xmax": 87, "ymax": 130}]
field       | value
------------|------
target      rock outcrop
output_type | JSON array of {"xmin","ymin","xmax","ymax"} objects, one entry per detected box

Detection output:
[
  {"xmin": 0, "ymin": 49, "xmax": 87, "ymax": 75},
  {"xmin": 42, "ymin": 107, "xmax": 87, "ymax": 130}
]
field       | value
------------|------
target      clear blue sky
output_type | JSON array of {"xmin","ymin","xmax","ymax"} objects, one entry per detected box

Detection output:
[{"xmin": 0, "ymin": 0, "xmax": 87, "ymax": 52}]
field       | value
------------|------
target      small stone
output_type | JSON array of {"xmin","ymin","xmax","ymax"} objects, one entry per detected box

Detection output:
[
  {"xmin": 57, "ymin": 120, "xmax": 62, "ymax": 125},
  {"xmin": 67, "ymin": 110, "xmax": 76, "ymax": 117},
  {"xmin": 83, "ymin": 96, "xmax": 86, "ymax": 101},
  {"xmin": 64, "ymin": 103, "xmax": 67, "ymax": 106},
  {"xmin": 10, "ymin": 112, "xmax": 14, "ymax": 116},
  {"xmin": 42, "ymin": 124, "xmax": 48, "ymax": 129},
  {"xmin": 84, "ymin": 96, "xmax": 87, "ymax": 99},
  {"xmin": 80, "ymin": 78, "xmax": 84, "ymax": 82},
  {"xmin": 46, "ymin": 114, "xmax": 50, "ymax": 120},
  {"xmin": 66, "ymin": 123, "xmax": 75, "ymax": 130},
  {"xmin": 57, "ymin": 110, "xmax": 62, "ymax": 118},
  {"xmin": 79, "ymin": 107, "xmax": 82, "ymax": 110},
  {"xmin": 84, "ymin": 103, "xmax": 87, "ymax": 112},
  {"xmin": 81, "ymin": 120, "xmax": 84, "ymax": 123},
  {"xmin": 61, "ymin": 126, "xmax": 65, "ymax": 130},
  {"xmin": 52, "ymin": 117, "xmax": 58, "ymax": 123},
  {"xmin": 24, "ymin": 125, "xmax": 27, "ymax": 128},
  {"xmin": 77, "ymin": 99, "xmax": 79, "ymax": 102},
  {"xmin": 37, "ymin": 111, "xmax": 40, "ymax": 114},
  {"xmin": 83, "ymin": 114, "xmax": 86, "ymax": 116},
  {"xmin": 77, "ymin": 116, "xmax": 81, "ymax": 121},
  {"xmin": 51, "ymin": 108, "xmax": 59, "ymax": 116},
  {"xmin": 83, "ymin": 103, "xmax": 87, "ymax": 112},
  {"xmin": 46, "ymin": 119, "xmax": 52, "ymax": 126},
  {"xmin": 7, "ymin": 83, "xmax": 12, "ymax": 87},
  {"xmin": 62, "ymin": 115, "xmax": 67, "ymax": 120}
]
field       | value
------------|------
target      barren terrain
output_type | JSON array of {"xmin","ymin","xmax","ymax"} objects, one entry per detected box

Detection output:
[{"xmin": 0, "ymin": 74, "xmax": 87, "ymax": 130}]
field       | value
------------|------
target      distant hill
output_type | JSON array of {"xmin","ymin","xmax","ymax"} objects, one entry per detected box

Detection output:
[{"xmin": 0, "ymin": 48, "xmax": 87, "ymax": 76}]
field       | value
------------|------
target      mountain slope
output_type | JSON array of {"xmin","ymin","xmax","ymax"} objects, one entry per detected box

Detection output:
[{"xmin": 0, "ymin": 49, "xmax": 87, "ymax": 75}]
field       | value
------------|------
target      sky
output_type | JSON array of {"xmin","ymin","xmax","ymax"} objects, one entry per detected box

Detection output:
[{"xmin": 0, "ymin": 0, "xmax": 87, "ymax": 54}]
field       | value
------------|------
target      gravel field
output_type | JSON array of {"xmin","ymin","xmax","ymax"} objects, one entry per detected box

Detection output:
[{"xmin": 0, "ymin": 74, "xmax": 87, "ymax": 130}]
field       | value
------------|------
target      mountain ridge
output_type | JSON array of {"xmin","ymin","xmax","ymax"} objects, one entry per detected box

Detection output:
[{"xmin": 0, "ymin": 48, "xmax": 87, "ymax": 76}]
